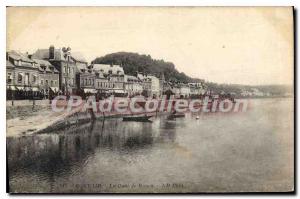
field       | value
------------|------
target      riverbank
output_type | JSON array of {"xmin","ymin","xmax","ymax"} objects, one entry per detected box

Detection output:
[
  {"xmin": 7, "ymin": 97, "xmax": 289, "ymax": 137},
  {"xmin": 6, "ymin": 99, "xmax": 163, "ymax": 137},
  {"xmin": 6, "ymin": 105, "xmax": 73, "ymax": 137}
]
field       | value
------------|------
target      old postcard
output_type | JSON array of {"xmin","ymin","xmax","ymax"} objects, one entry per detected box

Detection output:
[{"xmin": 6, "ymin": 7, "xmax": 294, "ymax": 193}]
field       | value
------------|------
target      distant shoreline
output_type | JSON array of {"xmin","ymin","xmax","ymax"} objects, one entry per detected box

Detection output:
[{"xmin": 235, "ymin": 96, "xmax": 293, "ymax": 99}]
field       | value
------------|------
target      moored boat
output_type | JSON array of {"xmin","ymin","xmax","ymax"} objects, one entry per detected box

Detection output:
[
  {"xmin": 123, "ymin": 115, "xmax": 152, "ymax": 122},
  {"xmin": 167, "ymin": 112, "xmax": 185, "ymax": 120}
]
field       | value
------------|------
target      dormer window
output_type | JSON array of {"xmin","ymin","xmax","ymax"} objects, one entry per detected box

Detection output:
[
  {"xmin": 15, "ymin": 60, "xmax": 21, "ymax": 66},
  {"xmin": 50, "ymin": 66, "xmax": 55, "ymax": 73}
]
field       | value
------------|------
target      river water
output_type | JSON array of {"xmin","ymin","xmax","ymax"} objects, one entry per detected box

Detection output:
[{"xmin": 7, "ymin": 98, "xmax": 294, "ymax": 193}]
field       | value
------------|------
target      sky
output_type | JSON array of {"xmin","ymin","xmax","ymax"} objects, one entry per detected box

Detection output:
[{"xmin": 7, "ymin": 7, "xmax": 293, "ymax": 85}]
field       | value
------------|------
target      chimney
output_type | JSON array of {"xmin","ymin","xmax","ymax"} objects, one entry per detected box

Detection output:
[{"xmin": 49, "ymin": 45, "xmax": 55, "ymax": 60}]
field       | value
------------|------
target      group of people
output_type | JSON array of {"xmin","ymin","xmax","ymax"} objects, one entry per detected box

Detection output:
[{"xmin": 7, "ymin": 87, "xmax": 60, "ymax": 100}]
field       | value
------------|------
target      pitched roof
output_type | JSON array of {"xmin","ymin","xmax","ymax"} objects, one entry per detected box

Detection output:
[
  {"xmin": 32, "ymin": 48, "xmax": 87, "ymax": 63},
  {"xmin": 31, "ymin": 49, "xmax": 65, "ymax": 61},
  {"xmin": 32, "ymin": 58, "xmax": 52, "ymax": 66},
  {"xmin": 76, "ymin": 62, "xmax": 88, "ymax": 72},
  {"xmin": 32, "ymin": 58, "xmax": 59, "ymax": 73},
  {"xmin": 8, "ymin": 50, "xmax": 34, "ymax": 63},
  {"xmin": 31, "ymin": 49, "xmax": 49, "ymax": 60},
  {"xmin": 71, "ymin": 52, "xmax": 87, "ymax": 63},
  {"xmin": 6, "ymin": 60, "xmax": 14, "ymax": 68}
]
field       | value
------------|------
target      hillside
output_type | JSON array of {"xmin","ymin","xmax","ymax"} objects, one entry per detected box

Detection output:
[
  {"xmin": 92, "ymin": 52, "xmax": 203, "ymax": 83},
  {"xmin": 92, "ymin": 52, "xmax": 293, "ymax": 97},
  {"xmin": 205, "ymin": 82, "xmax": 293, "ymax": 96}
]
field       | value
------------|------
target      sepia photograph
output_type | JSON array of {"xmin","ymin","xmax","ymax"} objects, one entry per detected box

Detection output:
[{"xmin": 5, "ymin": 6, "xmax": 294, "ymax": 193}]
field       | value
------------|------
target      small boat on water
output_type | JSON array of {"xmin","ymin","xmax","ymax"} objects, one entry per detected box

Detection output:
[
  {"xmin": 123, "ymin": 115, "xmax": 152, "ymax": 122},
  {"xmin": 122, "ymin": 99, "xmax": 153, "ymax": 122},
  {"xmin": 167, "ymin": 112, "xmax": 185, "ymax": 120}
]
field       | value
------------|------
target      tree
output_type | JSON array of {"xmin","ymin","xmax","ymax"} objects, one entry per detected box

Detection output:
[{"xmin": 92, "ymin": 52, "xmax": 202, "ymax": 83}]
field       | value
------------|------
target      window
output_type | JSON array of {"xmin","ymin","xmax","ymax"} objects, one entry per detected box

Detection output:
[
  {"xmin": 45, "ymin": 80, "xmax": 48, "ymax": 85},
  {"xmin": 32, "ymin": 75, "xmax": 37, "ymax": 84},
  {"xmin": 64, "ymin": 66, "xmax": 67, "ymax": 73},
  {"xmin": 7, "ymin": 73, "xmax": 12, "ymax": 84},
  {"xmin": 41, "ymin": 79, "xmax": 44, "ymax": 85},
  {"xmin": 54, "ymin": 80, "xmax": 57, "ymax": 85},
  {"xmin": 18, "ymin": 73, "xmax": 23, "ymax": 83},
  {"xmin": 51, "ymin": 80, "xmax": 53, "ymax": 86}
]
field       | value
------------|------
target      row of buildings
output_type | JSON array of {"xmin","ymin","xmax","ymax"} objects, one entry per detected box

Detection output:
[{"xmin": 6, "ymin": 46, "xmax": 205, "ymax": 99}]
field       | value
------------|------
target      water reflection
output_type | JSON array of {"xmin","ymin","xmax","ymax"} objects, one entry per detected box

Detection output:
[
  {"xmin": 7, "ymin": 99, "xmax": 294, "ymax": 193},
  {"xmin": 7, "ymin": 116, "xmax": 178, "ymax": 191}
]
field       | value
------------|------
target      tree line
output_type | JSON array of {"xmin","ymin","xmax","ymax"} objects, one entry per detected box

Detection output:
[{"xmin": 92, "ymin": 52, "xmax": 203, "ymax": 83}]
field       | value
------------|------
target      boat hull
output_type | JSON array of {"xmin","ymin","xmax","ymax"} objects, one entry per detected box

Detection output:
[
  {"xmin": 122, "ymin": 115, "xmax": 152, "ymax": 122},
  {"xmin": 167, "ymin": 113, "xmax": 185, "ymax": 120}
]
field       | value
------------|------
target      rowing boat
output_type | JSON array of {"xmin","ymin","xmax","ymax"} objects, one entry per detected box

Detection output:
[{"xmin": 123, "ymin": 115, "xmax": 152, "ymax": 122}]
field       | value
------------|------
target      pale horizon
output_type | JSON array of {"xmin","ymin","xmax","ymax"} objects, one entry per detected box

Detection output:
[{"xmin": 7, "ymin": 7, "xmax": 294, "ymax": 85}]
